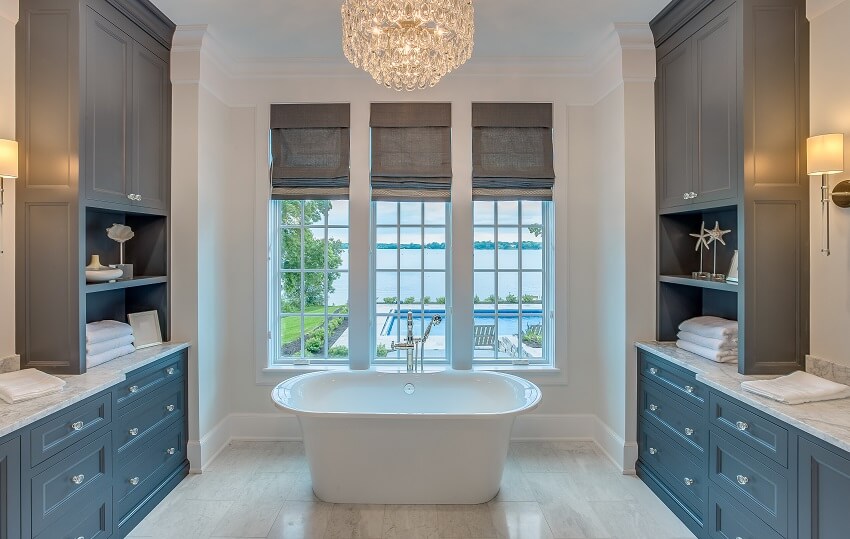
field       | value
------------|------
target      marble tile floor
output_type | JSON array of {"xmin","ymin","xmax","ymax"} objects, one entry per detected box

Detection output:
[{"xmin": 128, "ymin": 440, "xmax": 696, "ymax": 539}]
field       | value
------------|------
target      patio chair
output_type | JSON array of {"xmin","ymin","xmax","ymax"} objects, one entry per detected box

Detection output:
[{"xmin": 473, "ymin": 324, "xmax": 497, "ymax": 351}]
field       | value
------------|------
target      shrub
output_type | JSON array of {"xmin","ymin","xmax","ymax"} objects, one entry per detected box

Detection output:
[
  {"xmin": 483, "ymin": 295, "xmax": 496, "ymax": 304},
  {"xmin": 329, "ymin": 346, "xmax": 348, "ymax": 358},
  {"xmin": 376, "ymin": 344, "xmax": 389, "ymax": 358},
  {"xmin": 305, "ymin": 334, "xmax": 324, "ymax": 354},
  {"xmin": 522, "ymin": 294, "xmax": 539, "ymax": 304},
  {"xmin": 423, "ymin": 296, "xmax": 431, "ymax": 304},
  {"xmin": 435, "ymin": 296, "xmax": 446, "ymax": 304},
  {"xmin": 403, "ymin": 296, "xmax": 416, "ymax": 304},
  {"xmin": 474, "ymin": 294, "xmax": 481, "ymax": 303},
  {"xmin": 505, "ymin": 293, "xmax": 518, "ymax": 304},
  {"xmin": 382, "ymin": 297, "xmax": 398, "ymax": 304}
]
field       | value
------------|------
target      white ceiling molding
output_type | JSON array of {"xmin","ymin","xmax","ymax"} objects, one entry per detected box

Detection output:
[
  {"xmin": 0, "ymin": 0, "xmax": 18, "ymax": 24},
  {"xmin": 807, "ymin": 0, "xmax": 849, "ymax": 20}
]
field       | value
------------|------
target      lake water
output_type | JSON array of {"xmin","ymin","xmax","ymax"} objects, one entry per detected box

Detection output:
[
  {"xmin": 382, "ymin": 309, "xmax": 544, "ymax": 337},
  {"xmin": 327, "ymin": 248, "xmax": 543, "ymax": 307}
]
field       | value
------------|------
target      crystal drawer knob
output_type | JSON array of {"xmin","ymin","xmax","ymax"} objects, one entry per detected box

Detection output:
[
  {"xmin": 166, "ymin": 367, "xmax": 175, "ymax": 375},
  {"xmin": 71, "ymin": 421, "xmax": 84, "ymax": 431},
  {"xmin": 649, "ymin": 404, "xmax": 659, "ymax": 412},
  {"xmin": 129, "ymin": 477, "xmax": 139, "ymax": 486},
  {"xmin": 683, "ymin": 477, "xmax": 694, "ymax": 486},
  {"xmin": 648, "ymin": 447, "xmax": 658, "ymax": 455},
  {"xmin": 166, "ymin": 447, "xmax": 176, "ymax": 455},
  {"xmin": 166, "ymin": 404, "xmax": 175, "ymax": 412},
  {"xmin": 649, "ymin": 367, "xmax": 658, "ymax": 375},
  {"xmin": 129, "ymin": 385, "xmax": 139, "ymax": 393},
  {"xmin": 684, "ymin": 385, "xmax": 695, "ymax": 394},
  {"xmin": 72, "ymin": 474, "xmax": 85, "ymax": 485},
  {"xmin": 129, "ymin": 427, "xmax": 139, "ymax": 436},
  {"xmin": 684, "ymin": 427, "xmax": 694, "ymax": 436},
  {"xmin": 737, "ymin": 474, "xmax": 749, "ymax": 485},
  {"xmin": 736, "ymin": 421, "xmax": 749, "ymax": 431}
]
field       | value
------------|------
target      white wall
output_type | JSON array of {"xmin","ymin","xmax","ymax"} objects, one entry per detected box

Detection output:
[
  {"xmin": 0, "ymin": 1, "xmax": 16, "ymax": 361},
  {"xmin": 809, "ymin": 0, "xmax": 850, "ymax": 367}
]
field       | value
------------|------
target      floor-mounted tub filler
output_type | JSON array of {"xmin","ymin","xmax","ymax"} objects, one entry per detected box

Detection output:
[{"xmin": 271, "ymin": 370, "xmax": 541, "ymax": 504}]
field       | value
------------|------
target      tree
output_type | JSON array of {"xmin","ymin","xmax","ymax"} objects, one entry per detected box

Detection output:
[{"xmin": 281, "ymin": 201, "xmax": 345, "ymax": 311}]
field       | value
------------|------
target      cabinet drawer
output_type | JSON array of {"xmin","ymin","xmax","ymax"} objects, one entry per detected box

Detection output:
[
  {"xmin": 639, "ymin": 421, "xmax": 707, "ymax": 514},
  {"xmin": 709, "ymin": 431, "xmax": 787, "ymax": 536},
  {"xmin": 710, "ymin": 392, "xmax": 788, "ymax": 467},
  {"xmin": 116, "ymin": 381, "xmax": 184, "ymax": 461},
  {"xmin": 34, "ymin": 493, "xmax": 112, "ymax": 539},
  {"xmin": 31, "ymin": 431, "xmax": 112, "ymax": 536},
  {"xmin": 639, "ymin": 350, "xmax": 706, "ymax": 408},
  {"xmin": 114, "ymin": 352, "xmax": 185, "ymax": 410},
  {"xmin": 29, "ymin": 393, "xmax": 112, "ymax": 466},
  {"xmin": 707, "ymin": 486, "xmax": 782, "ymax": 539},
  {"xmin": 117, "ymin": 420, "xmax": 186, "ymax": 519},
  {"xmin": 640, "ymin": 378, "xmax": 707, "ymax": 458}
]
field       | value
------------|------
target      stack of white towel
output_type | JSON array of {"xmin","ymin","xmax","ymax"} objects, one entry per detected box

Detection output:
[
  {"xmin": 0, "ymin": 369, "xmax": 66, "ymax": 404},
  {"xmin": 86, "ymin": 320, "xmax": 136, "ymax": 368},
  {"xmin": 742, "ymin": 371, "xmax": 850, "ymax": 405},
  {"xmin": 676, "ymin": 316, "xmax": 738, "ymax": 363}
]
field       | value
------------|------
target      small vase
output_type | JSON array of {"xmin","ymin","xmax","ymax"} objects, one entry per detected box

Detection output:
[{"xmin": 86, "ymin": 255, "xmax": 107, "ymax": 270}]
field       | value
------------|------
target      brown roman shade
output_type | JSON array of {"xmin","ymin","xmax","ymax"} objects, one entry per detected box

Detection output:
[
  {"xmin": 370, "ymin": 103, "xmax": 452, "ymax": 201},
  {"xmin": 472, "ymin": 103, "xmax": 555, "ymax": 201},
  {"xmin": 270, "ymin": 103, "xmax": 350, "ymax": 200}
]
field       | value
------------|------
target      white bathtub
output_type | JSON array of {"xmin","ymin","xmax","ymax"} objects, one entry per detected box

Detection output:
[{"xmin": 271, "ymin": 370, "xmax": 541, "ymax": 504}]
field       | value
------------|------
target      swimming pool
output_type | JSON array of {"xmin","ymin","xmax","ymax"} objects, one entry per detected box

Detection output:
[{"xmin": 382, "ymin": 309, "xmax": 543, "ymax": 337}]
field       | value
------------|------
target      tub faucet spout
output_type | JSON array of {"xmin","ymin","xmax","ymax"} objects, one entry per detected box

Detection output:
[{"xmin": 390, "ymin": 311, "xmax": 417, "ymax": 372}]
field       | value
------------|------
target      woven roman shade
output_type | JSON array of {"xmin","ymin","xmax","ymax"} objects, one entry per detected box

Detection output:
[
  {"xmin": 270, "ymin": 104, "xmax": 350, "ymax": 200},
  {"xmin": 472, "ymin": 103, "xmax": 555, "ymax": 201},
  {"xmin": 370, "ymin": 103, "xmax": 452, "ymax": 201}
]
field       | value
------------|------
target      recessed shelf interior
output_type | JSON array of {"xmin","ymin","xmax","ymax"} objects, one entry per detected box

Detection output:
[
  {"xmin": 86, "ymin": 283, "xmax": 169, "ymax": 341},
  {"xmin": 85, "ymin": 208, "xmax": 168, "ymax": 277},
  {"xmin": 658, "ymin": 282, "xmax": 738, "ymax": 341}
]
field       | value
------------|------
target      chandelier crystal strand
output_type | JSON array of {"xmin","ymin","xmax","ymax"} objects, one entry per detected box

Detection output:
[{"xmin": 342, "ymin": 0, "xmax": 474, "ymax": 91}]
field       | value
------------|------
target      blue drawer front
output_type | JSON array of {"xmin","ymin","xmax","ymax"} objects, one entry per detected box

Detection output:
[
  {"xmin": 30, "ymin": 431, "xmax": 112, "ymax": 536},
  {"xmin": 114, "ymin": 351, "xmax": 186, "ymax": 410},
  {"xmin": 641, "ymin": 378, "xmax": 707, "ymax": 459},
  {"xmin": 639, "ymin": 421, "xmax": 707, "ymax": 516},
  {"xmin": 116, "ymin": 380, "xmax": 185, "ymax": 461},
  {"xmin": 34, "ymin": 492, "xmax": 112, "ymax": 539},
  {"xmin": 710, "ymin": 392, "xmax": 788, "ymax": 467},
  {"xmin": 639, "ymin": 349, "xmax": 707, "ymax": 408},
  {"xmin": 29, "ymin": 393, "xmax": 111, "ymax": 467},
  {"xmin": 709, "ymin": 430, "xmax": 788, "ymax": 536},
  {"xmin": 707, "ymin": 486, "xmax": 782, "ymax": 539}
]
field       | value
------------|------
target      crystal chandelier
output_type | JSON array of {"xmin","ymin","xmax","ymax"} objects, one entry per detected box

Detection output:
[{"xmin": 341, "ymin": 0, "xmax": 474, "ymax": 91}]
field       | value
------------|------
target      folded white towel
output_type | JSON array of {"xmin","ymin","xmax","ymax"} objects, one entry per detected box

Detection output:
[
  {"xmin": 741, "ymin": 371, "xmax": 850, "ymax": 405},
  {"xmin": 678, "ymin": 316, "xmax": 738, "ymax": 340},
  {"xmin": 86, "ymin": 320, "xmax": 133, "ymax": 344},
  {"xmin": 0, "ymin": 369, "xmax": 66, "ymax": 404},
  {"xmin": 85, "ymin": 334, "xmax": 135, "ymax": 356},
  {"xmin": 86, "ymin": 344, "xmax": 136, "ymax": 369},
  {"xmin": 676, "ymin": 340, "xmax": 738, "ymax": 363},
  {"xmin": 677, "ymin": 331, "xmax": 737, "ymax": 351}
]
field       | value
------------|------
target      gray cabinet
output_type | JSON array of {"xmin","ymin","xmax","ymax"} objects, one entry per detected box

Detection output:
[
  {"xmin": 657, "ymin": 41, "xmax": 694, "ymax": 209},
  {"xmin": 0, "ymin": 438, "xmax": 20, "ymax": 539},
  {"xmin": 130, "ymin": 43, "xmax": 169, "ymax": 211},
  {"xmin": 798, "ymin": 439, "xmax": 850, "ymax": 539}
]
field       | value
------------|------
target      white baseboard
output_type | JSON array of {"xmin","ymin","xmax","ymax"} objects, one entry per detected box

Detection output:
[{"xmin": 189, "ymin": 412, "xmax": 635, "ymax": 474}]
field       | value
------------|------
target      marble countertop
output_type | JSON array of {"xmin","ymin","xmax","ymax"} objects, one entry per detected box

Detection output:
[
  {"xmin": 0, "ymin": 342, "xmax": 190, "ymax": 439},
  {"xmin": 636, "ymin": 341, "xmax": 850, "ymax": 454}
]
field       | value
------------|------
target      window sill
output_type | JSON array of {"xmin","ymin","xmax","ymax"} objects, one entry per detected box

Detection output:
[
  {"xmin": 472, "ymin": 365, "xmax": 560, "ymax": 374},
  {"xmin": 263, "ymin": 365, "xmax": 560, "ymax": 374},
  {"xmin": 263, "ymin": 365, "xmax": 349, "ymax": 374}
]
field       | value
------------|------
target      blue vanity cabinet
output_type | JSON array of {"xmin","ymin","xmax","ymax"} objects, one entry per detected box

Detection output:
[
  {"xmin": 0, "ymin": 437, "xmax": 21, "ymax": 539},
  {"xmin": 798, "ymin": 438, "xmax": 850, "ymax": 539}
]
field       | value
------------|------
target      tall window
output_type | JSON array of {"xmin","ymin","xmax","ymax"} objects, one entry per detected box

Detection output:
[
  {"xmin": 374, "ymin": 201, "xmax": 450, "ymax": 363},
  {"xmin": 271, "ymin": 200, "xmax": 349, "ymax": 365},
  {"xmin": 473, "ymin": 200, "xmax": 552, "ymax": 364}
]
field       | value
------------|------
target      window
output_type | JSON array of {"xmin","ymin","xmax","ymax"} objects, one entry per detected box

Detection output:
[
  {"xmin": 271, "ymin": 200, "xmax": 349, "ymax": 365},
  {"xmin": 374, "ymin": 201, "xmax": 450, "ymax": 363},
  {"xmin": 473, "ymin": 200, "xmax": 552, "ymax": 364}
]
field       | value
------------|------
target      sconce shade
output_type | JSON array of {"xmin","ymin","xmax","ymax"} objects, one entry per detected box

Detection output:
[
  {"xmin": 0, "ymin": 139, "xmax": 17, "ymax": 179},
  {"xmin": 807, "ymin": 134, "xmax": 844, "ymax": 176}
]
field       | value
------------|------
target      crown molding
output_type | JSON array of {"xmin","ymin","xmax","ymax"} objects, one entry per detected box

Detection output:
[
  {"xmin": 0, "ymin": 0, "xmax": 18, "ymax": 24},
  {"xmin": 807, "ymin": 0, "xmax": 849, "ymax": 20}
]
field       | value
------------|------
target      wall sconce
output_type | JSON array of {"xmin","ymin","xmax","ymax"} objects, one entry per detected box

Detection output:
[
  {"xmin": 0, "ymin": 139, "xmax": 18, "ymax": 255},
  {"xmin": 807, "ymin": 134, "xmax": 844, "ymax": 256}
]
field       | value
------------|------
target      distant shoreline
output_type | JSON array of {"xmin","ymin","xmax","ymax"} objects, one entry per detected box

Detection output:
[{"xmin": 339, "ymin": 243, "xmax": 543, "ymax": 250}]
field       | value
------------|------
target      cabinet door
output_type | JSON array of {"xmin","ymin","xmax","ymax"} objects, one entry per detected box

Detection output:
[
  {"xmin": 657, "ymin": 41, "xmax": 695, "ymax": 210},
  {"xmin": 799, "ymin": 438, "xmax": 850, "ymax": 539},
  {"xmin": 84, "ymin": 7, "xmax": 133, "ymax": 207},
  {"xmin": 0, "ymin": 437, "xmax": 21, "ymax": 539},
  {"xmin": 131, "ymin": 43, "xmax": 169, "ymax": 212},
  {"xmin": 692, "ymin": 5, "xmax": 739, "ymax": 205}
]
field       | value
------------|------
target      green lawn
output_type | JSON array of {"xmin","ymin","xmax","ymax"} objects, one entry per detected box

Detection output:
[{"xmin": 281, "ymin": 306, "xmax": 347, "ymax": 344}]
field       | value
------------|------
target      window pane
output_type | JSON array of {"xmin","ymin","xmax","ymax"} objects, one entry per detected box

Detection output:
[
  {"xmin": 399, "ymin": 272, "xmax": 422, "ymax": 305},
  {"xmin": 498, "ymin": 272, "xmax": 519, "ymax": 305},
  {"xmin": 376, "ymin": 227, "xmax": 398, "ymax": 270},
  {"xmin": 304, "ymin": 228, "xmax": 326, "ymax": 269},
  {"xmin": 399, "ymin": 228, "xmax": 422, "ymax": 270},
  {"xmin": 521, "ymin": 201, "xmax": 543, "ymax": 226},
  {"xmin": 474, "ymin": 228, "xmax": 495, "ymax": 270},
  {"xmin": 424, "ymin": 202, "xmax": 446, "ymax": 225},
  {"xmin": 327, "ymin": 316, "xmax": 349, "ymax": 358},
  {"xmin": 328, "ymin": 272, "xmax": 348, "ymax": 311},
  {"xmin": 280, "ymin": 200, "xmax": 303, "ymax": 226},
  {"xmin": 423, "ymin": 272, "xmax": 446, "ymax": 306},
  {"xmin": 522, "ymin": 272, "xmax": 543, "ymax": 304},
  {"xmin": 376, "ymin": 201, "xmax": 397, "ymax": 225},
  {"xmin": 327, "ymin": 200, "xmax": 349, "ymax": 226},
  {"xmin": 399, "ymin": 202, "xmax": 422, "ymax": 225},
  {"xmin": 424, "ymin": 228, "xmax": 446, "ymax": 270},
  {"xmin": 303, "ymin": 201, "xmax": 327, "ymax": 226},
  {"xmin": 281, "ymin": 229, "xmax": 302, "ymax": 270},
  {"xmin": 522, "ymin": 227, "xmax": 543, "ymax": 270},
  {"xmin": 497, "ymin": 228, "xmax": 519, "ymax": 270},
  {"xmin": 304, "ymin": 316, "xmax": 326, "ymax": 358},
  {"xmin": 474, "ymin": 201, "xmax": 495, "ymax": 225},
  {"xmin": 376, "ymin": 272, "xmax": 398, "ymax": 313},
  {"xmin": 474, "ymin": 271, "xmax": 495, "ymax": 305},
  {"xmin": 281, "ymin": 274, "xmax": 302, "ymax": 313},
  {"xmin": 328, "ymin": 229, "xmax": 349, "ymax": 271},
  {"xmin": 497, "ymin": 200, "xmax": 519, "ymax": 225}
]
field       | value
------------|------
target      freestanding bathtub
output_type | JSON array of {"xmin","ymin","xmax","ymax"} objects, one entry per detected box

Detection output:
[{"xmin": 271, "ymin": 370, "xmax": 541, "ymax": 504}]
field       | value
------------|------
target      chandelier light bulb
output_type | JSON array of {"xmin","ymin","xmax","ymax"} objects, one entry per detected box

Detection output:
[{"xmin": 342, "ymin": 0, "xmax": 475, "ymax": 91}]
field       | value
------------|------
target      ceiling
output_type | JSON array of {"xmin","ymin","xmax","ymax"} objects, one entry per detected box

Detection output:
[{"xmin": 151, "ymin": 0, "xmax": 670, "ymax": 61}]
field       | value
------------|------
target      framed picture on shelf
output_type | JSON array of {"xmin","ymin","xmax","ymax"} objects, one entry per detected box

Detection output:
[
  {"xmin": 727, "ymin": 251, "xmax": 739, "ymax": 283},
  {"xmin": 128, "ymin": 310, "xmax": 163, "ymax": 349}
]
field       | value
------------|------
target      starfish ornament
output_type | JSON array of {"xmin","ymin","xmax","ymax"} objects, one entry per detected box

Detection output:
[
  {"xmin": 707, "ymin": 221, "xmax": 732, "ymax": 247},
  {"xmin": 689, "ymin": 222, "xmax": 711, "ymax": 251}
]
